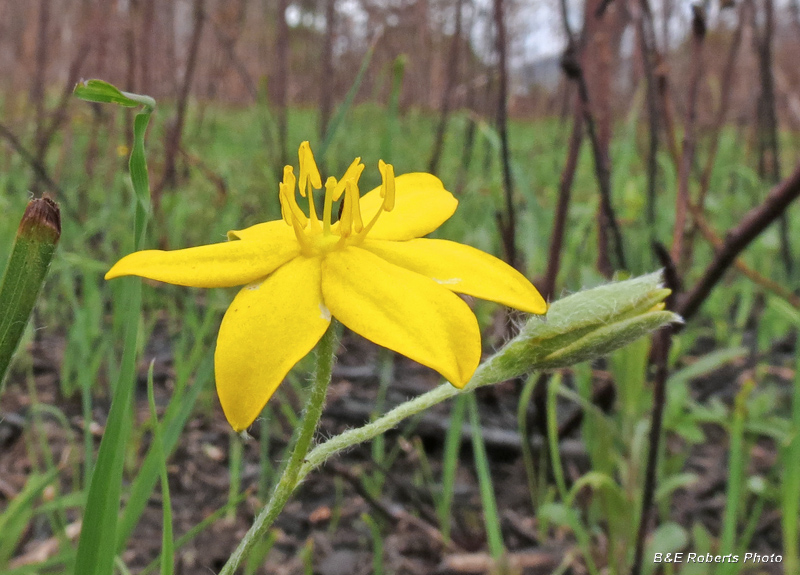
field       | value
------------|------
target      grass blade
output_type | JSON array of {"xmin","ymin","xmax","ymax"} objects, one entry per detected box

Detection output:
[
  {"xmin": 466, "ymin": 393, "xmax": 504, "ymax": 560},
  {"xmin": 318, "ymin": 37, "xmax": 377, "ymax": 160},
  {"xmin": 146, "ymin": 362, "xmax": 174, "ymax": 575},
  {"xmin": 439, "ymin": 392, "xmax": 467, "ymax": 542},
  {"xmin": 72, "ymin": 83, "xmax": 154, "ymax": 575},
  {"xmin": 116, "ymin": 353, "xmax": 212, "ymax": 550}
]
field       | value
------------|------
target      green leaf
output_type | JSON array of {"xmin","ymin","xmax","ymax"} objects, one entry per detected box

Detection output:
[{"xmin": 74, "ymin": 79, "xmax": 155, "ymax": 111}]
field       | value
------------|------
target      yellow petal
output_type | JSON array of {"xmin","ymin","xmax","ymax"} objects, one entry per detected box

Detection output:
[
  {"xmin": 359, "ymin": 173, "xmax": 458, "ymax": 240},
  {"xmin": 226, "ymin": 219, "xmax": 296, "ymax": 242},
  {"xmin": 322, "ymin": 247, "xmax": 480, "ymax": 387},
  {"xmin": 215, "ymin": 256, "xmax": 330, "ymax": 431},
  {"xmin": 105, "ymin": 235, "xmax": 300, "ymax": 288},
  {"xmin": 362, "ymin": 238, "xmax": 548, "ymax": 314}
]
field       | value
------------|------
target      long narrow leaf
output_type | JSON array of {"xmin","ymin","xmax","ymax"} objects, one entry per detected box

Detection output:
[
  {"xmin": 73, "ymin": 83, "xmax": 154, "ymax": 575},
  {"xmin": 467, "ymin": 393, "xmax": 504, "ymax": 560},
  {"xmin": 146, "ymin": 363, "xmax": 174, "ymax": 575}
]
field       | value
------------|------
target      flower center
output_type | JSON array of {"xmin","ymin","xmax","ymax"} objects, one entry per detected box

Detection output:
[{"xmin": 278, "ymin": 142, "xmax": 395, "ymax": 257}]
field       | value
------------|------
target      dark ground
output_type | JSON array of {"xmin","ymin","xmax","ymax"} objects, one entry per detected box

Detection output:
[{"xmin": 0, "ymin": 327, "xmax": 788, "ymax": 575}]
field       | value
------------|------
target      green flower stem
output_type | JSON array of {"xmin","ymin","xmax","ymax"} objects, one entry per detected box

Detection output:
[
  {"xmin": 299, "ymin": 363, "xmax": 491, "ymax": 479},
  {"xmin": 219, "ymin": 321, "xmax": 338, "ymax": 575},
  {"xmin": 221, "ymin": 272, "xmax": 680, "ymax": 573}
]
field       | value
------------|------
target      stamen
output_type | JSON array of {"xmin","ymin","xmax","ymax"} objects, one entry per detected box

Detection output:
[
  {"xmin": 280, "ymin": 182, "xmax": 308, "ymax": 228},
  {"xmin": 345, "ymin": 180, "xmax": 364, "ymax": 233},
  {"xmin": 379, "ymin": 160, "xmax": 395, "ymax": 211},
  {"xmin": 332, "ymin": 157, "xmax": 364, "ymax": 201},
  {"xmin": 278, "ymin": 166, "xmax": 308, "ymax": 228},
  {"xmin": 356, "ymin": 159, "xmax": 396, "ymax": 240},
  {"xmin": 339, "ymin": 185, "xmax": 353, "ymax": 237},
  {"xmin": 298, "ymin": 142, "xmax": 322, "ymax": 228},
  {"xmin": 298, "ymin": 141, "xmax": 322, "ymax": 197},
  {"xmin": 323, "ymin": 176, "xmax": 337, "ymax": 234}
]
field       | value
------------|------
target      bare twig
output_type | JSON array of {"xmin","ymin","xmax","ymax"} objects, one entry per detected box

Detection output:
[
  {"xmin": 635, "ymin": 0, "xmax": 661, "ymax": 225},
  {"xmin": 670, "ymin": 6, "xmax": 706, "ymax": 269},
  {"xmin": 753, "ymin": 0, "xmax": 792, "ymax": 274},
  {"xmin": 572, "ymin": 60, "xmax": 627, "ymax": 273},
  {"xmin": 155, "ymin": 0, "xmax": 206, "ymax": 204},
  {"xmin": 542, "ymin": 97, "xmax": 584, "ymax": 300},
  {"xmin": 697, "ymin": 2, "xmax": 745, "ymax": 208},
  {"xmin": 319, "ymin": 0, "xmax": 337, "ymax": 139},
  {"xmin": 0, "ymin": 122, "xmax": 63, "ymax": 197},
  {"xmin": 678, "ymin": 159, "xmax": 800, "ymax": 320},
  {"xmin": 558, "ymin": 0, "xmax": 627, "ymax": 274},
  {"xmin": 428, "ymin": 0, "xmax": 464, "ymax": 174},
  {"xmin": 630, "ymin": 328, "xmax": 672, "ymax": 575},
  {"xmin": 690, "ymin": 205, "xmax": 800, "ymax": 308},
  {"xmin": 275, "ymin": 0, "xmax": 290, "ymax": 169},
  {"xmin": 493, "ymin": 0, "xmax": 518, "ymax": 268}
]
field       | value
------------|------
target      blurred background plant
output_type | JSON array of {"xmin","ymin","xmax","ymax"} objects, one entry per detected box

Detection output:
[{"xmin": 1, "ymin": 0, "xmax": 800, "ymax": 574}]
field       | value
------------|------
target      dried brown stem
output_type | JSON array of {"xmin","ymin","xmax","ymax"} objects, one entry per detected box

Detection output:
[
  {"xmin": 690, "ymin": 205, "xmax": 800, "ymax": 308},
  {"xmin": 428, "ymin": 0, "xmax": 464, "ymax": 174},
  {"xmin": 156, "ymin": 0, "xmax": 206, "ymax": 204},
  {"xmin": 493, "ymin": 0, "xmax": 517, "ymax": 268},
  {"xmin": 558, "ymin": 0, "xmax": 626, "ymax": 275},
  {"xmin": 630, "ymin": 328, "xmax": 672, "ymax": 575},
  {"xmin": 36, "ymin": 38, "xmax": 92, "ymax": 165},
  {"xmin": 670, "ymin": 6, "xmax": 706, "ymax": 269},
  {"xmin": 275, "ymin": 0, "xmax": 290, "ymax": 169},
  {"xmin": 0, "ymin": 122, "xmax": 63, "ymax": 197},
  {"xmin": 574, "ymin": 68, "xmax": 627, "ymax": 273},
  {"xmin": 636, "ymin": 0, "xmax": 661, "ymax": 225},
  {"xmin": 542, "ymin": 97, "xmax": 584, "ymax": 300},
  {"xmin": 677, "ymin": 160, "xmax": 800, "ymax": 321},
  {"xmin": 754, "ymin": 0, "xmax": 792, "ymax": 274},
  {"xmin": 697, "ymin": 2, "xmax": 745, "ymax": 208},
  {"xmin": 319, "ymin": 0, "xmax": 337, "ymax": 139}
]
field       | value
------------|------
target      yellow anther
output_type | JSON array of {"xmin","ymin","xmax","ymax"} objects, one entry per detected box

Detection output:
[
  {"xmin": 332, "ymin": 157, "xmax": 364, "ymax": 201},
  {"xmin": 379, "ymin": 160, "xmax": 395, "ymax": 211},
  {"xmin": 323, "ymin": 176, "xmax": 337, "ymax": 234},
  {"xmin": 346, "ymin": 179, "xmax": 364, "ymax": 233},
  {"xmin": 298, "ymin": 141, "xmax": 322, "ymax": 197},
  {"xmin": 280, "ymin": 181, "xmax": 308, "ymax": 228},
  {"xmin": 339, "ymin": 187, "xmax": 352, "ymax": 237}
]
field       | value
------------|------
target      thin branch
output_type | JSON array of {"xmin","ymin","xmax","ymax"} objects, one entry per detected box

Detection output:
[
  {"xmin": 542, "ymin": 97, "xmax": 584, "ymax": 300},
  {"xmin": 670, "ymin": 5, "xmax": 706, "ymax": 268},
  {"xmin": 155, "ymin": 0, "xmax": 206, "ymax": 203},
  {"xmin": 428, "ymin": 0, "xmax": 464, "ymax": 174},
  {"xmin": 493, "ymin": 0, "xmax": 518, "ymax": 268},
  {"xmin": 635, "ymin": 0, "xmax": 661, "ymax": 225},
  {"xmin": 558, "ymin": 0, "xmax": 627, "ymax": 274},
  {"xmin": 0, "ymin": 122, "xmax": 64, "ymax": 197},
  {"xmin": 677, "ymin": 159, "xmax": 800, "ymax": 321},
  {"xmin": 690, "ymin": 204, "xmax": 800, "ymax": 308},
  {"xmin": 630, "ymin": 328, "xmax": 672, "ymax": 575},
  {"xmin": 697, "ymin": 2, "xmax": 745, "ymax": 208}
]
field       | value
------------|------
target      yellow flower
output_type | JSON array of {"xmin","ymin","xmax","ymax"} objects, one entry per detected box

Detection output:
[{"xmin": 106, "ymin": 142, "xmax": 547, "ymax": 431}]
